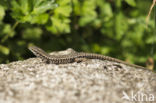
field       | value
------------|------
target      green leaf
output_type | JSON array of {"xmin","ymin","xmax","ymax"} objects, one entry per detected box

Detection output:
[
  {"xmin": 47, "ymin": 17, "xmax": 70, "ymax": 34},
  {"xmin": 0, "ymin": 0, "xmax": 10, "ymax": 9},
  {"xmin": 79, "ymin": 0, "xmax": 97, "ymax": 26},
  {"xmin": 46, "ymin": 0, "xmax": 72, "ymax": 34},
  {"xmin": 101, "ymin": 47, "xmax": 111, "ymax": 54},
  {"xmin": 11, "ymin": 0, "xmax": 57, "ymax": 24},
  {"xmin": 92, "ymin": 43, "xmax": 100, "ymax": 52},
  {"xmin": 33, "ymin": 0, "xmax": 58, "ymax": 14},
  {"xmin": 146, "ymin": 37, "xmax": 155, "ymax": 44},
  {"xmin": 0, "ymin": 22, "xmax": 15, "ymax": 42},
  {"xmin": 114, "ymin": 13, "xmax": 128, "ymax": 40},
  {"xmin": 0, "ymin": 5, "xmax": 5, "ymax": 20},
  {"xmin": 22, "ymin": 27, "xmax": 42, "ymax": 39},
  {"xmin": 72, "ymin": 0, "xmax": 81, "ymax": 15},
  {"xmin": 97, "ymin": 1, "xmax": 113, "ymax": 22},
  {"xmin": 31, "ymin": 13, "xmax": 49, "ymax": 24},
  {"xmin": 54, "ymin": 4, "xmax": 71, "ymax": 17},
  {"xmin": 0, "ymin": 45, "xmax": 10, "ymax": 55},
  {"xmin": 125, "ymin": 0, "xmax": 136, "ymax": 7}
]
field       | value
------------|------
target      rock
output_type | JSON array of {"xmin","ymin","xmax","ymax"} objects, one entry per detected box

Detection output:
[{"xmin": 0, "ymin": 50, "xmax": 155, "ymax": 103}]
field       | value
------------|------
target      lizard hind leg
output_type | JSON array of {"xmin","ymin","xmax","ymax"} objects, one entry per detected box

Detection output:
[{"xmin": 41, "ymin": 58, "xmax": 50, "ymax": 64}]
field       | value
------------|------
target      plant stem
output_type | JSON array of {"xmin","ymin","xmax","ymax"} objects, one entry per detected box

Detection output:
[{"xmin": 12, "ymin": 21, "xmax": 19, "ymax": 30}]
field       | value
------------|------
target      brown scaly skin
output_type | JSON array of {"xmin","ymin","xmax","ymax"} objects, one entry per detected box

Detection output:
[{"xmin": 28, "ymin": 45, "xmax": 147, "ymax": 69}]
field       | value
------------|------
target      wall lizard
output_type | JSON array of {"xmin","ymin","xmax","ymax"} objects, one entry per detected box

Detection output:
[{"xmin": 28, "ymin": 45, "xmax": 147, "ymax": 69}]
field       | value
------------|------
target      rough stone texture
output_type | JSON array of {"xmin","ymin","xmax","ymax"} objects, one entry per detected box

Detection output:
[{"xmin": 0, "ymin": 49, "xmax": 156, "ymax": 103}]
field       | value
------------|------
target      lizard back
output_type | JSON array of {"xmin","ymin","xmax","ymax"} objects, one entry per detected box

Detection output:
[{"xmin": 28, "ymin": 45, "xmax": 147, "ymax": 69}]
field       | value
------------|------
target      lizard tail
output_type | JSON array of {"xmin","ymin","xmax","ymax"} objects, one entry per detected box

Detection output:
[{"xmin": 78, "ymin": 52, "xmax": 147, "ymax": 69}]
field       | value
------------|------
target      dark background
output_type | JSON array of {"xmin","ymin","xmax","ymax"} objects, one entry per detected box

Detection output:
[{"xmin": 0, "ymin": 0, "xmax": 155, "ymax": 70}]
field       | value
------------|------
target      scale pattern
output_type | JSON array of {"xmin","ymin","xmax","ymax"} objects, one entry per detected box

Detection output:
[{"xmin": 28, "ymin": 45, "xmax": 147, "ymax": 69}]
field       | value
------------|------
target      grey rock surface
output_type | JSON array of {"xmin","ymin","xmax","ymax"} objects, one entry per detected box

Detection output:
[{"xmin": 0, "ymin": 49, "xmax": 156, "ymax": 103}]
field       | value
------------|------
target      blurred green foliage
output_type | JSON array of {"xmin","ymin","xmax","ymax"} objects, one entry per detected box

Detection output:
[{"xmin": 0, "ymin": 0, "xmax": 155, "ymax": 69}]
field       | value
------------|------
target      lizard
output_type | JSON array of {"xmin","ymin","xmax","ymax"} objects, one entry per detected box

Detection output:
[{"xmin": 28, "ymin": 45, "xmax": 147, "ymax": 69}]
